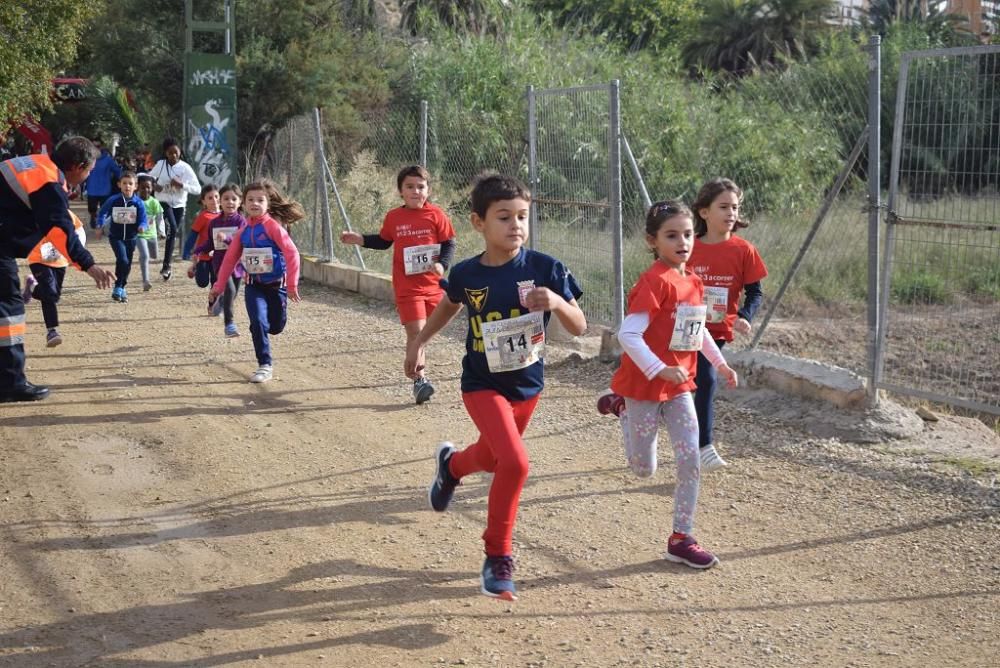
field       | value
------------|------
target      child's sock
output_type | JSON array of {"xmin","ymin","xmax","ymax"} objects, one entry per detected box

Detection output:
[{"xmin": 669, "ymin": 532, "xmax": 687, "ymax": 545}]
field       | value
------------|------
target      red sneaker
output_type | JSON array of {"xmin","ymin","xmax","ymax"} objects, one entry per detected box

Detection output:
[
  {"xmin": 665, "ymin": 535, "xmax": 719, "ymax": 569},
  {"xmin": 596, "ymin": 389, "xmax": 625, "ymax": 417}
]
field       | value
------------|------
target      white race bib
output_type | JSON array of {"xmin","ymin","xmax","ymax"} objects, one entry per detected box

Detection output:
[
  {"xmin": 704, "ymin": 286, "xmax": 729, "ymax": 324},
  {"xmin": 111, "ymin": 207, "xmax": 136, "ymax": 225},
  {"xmin": 403, "ymin": 243, "xmax": 440, "ymax": 276},
  {"xmin": 40, "ymin": 242, "xmax": 60, "ymax": 262},
  {"xmin": 241, "ymin": 247, "xmax": 274, "ymax": 275},
  {"xmin": 669, "ymin": 304, "xmax": 707, "ymax": 351},
  {"xmin": 213, "ymin": 226, "xmax": 239, "ymax": 251},
  {"xmin": 481, "ymin": 311, "xmax": 545, "ymax": 373}
]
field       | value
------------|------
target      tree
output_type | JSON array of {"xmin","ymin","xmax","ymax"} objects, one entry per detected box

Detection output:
[
  {"xmin": 859, "ymin": 0, "xmax": 968, "ymax": 43},
  {"xmin": 0, "ymin": 0, "xmax": 101, "ymax": 135},
  {"xmin": 399, "ymin": 0, "xmax": 512, "ymax": 36},
  {"xmin": 530, "ymin": 0, "xmax": 702, "ymax": 51}
]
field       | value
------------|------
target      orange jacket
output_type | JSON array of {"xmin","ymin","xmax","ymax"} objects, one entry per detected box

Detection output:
[
  {"xmin": 27, "ymin": 211, "xmax": 86, "ymax": 268},
  {"xmin": 0, "ymin": 154, "xmax": 94, "ymax": 270}
]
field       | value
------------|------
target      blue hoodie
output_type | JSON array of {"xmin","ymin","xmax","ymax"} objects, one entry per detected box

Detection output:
[
  {"xmin": 83, "ymin": 149, "xmax": 122, "ymax": 197},
  {"xmin": 96, "ymin": 192, "xmax": 148, "ymax": 240}
]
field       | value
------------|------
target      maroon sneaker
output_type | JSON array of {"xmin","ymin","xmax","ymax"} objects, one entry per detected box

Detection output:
[
  {"xmin": 665, "ymin": 535, "xmax": 719, "ymax": 569},
  {"xmin": 596, "ymin": 389, "xmax": 625, "ymax": 417}
]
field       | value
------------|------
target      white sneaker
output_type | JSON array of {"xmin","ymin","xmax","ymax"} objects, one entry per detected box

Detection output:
[
  {"xmin": 700, "ymin": 444, "xmax": 728, "ymax": 473},
  {"xmin": 249, "ymin": 364, "xmax": 273, "ymax": 383}
]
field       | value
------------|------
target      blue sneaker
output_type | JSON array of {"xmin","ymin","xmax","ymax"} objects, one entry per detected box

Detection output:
[
  {"xmin": 224, "ymin": 323, "xmax": 240, "ymax": 338},
  {"xmin": 111, "ymin": 286, "xmax": 123, "ymax": 302},
  {"xmin": 427, "ymin": 442, "xmax": 459, "ymax": 512},
  {"xmin": 210, "ymin": 295, "xmax": 224, "ymax": 317},
  {"xmin": 120, "ymin": 287, "xmax": 128, "ymax": 304},
  {"xmin": 480, "ymin": 555, "xmax": 517, "ymax": 601},
  {"xmin": 413, "ymin": 377, "xmax": 435, "ymax": 405}
]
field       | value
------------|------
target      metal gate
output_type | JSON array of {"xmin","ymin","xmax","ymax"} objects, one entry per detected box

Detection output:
[{"xmin": 876, "ymin": 45, "xmax": 1000, "ymax": 414}]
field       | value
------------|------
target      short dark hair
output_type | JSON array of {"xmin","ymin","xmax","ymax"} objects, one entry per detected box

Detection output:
[
  {"xmin": 470, "ymin": 173, "xmax": 531, "ymax": 218},
  {"xmin": 119, "ymin": 170, "xmax": 137, "ymax": 182},
  {"xmin": 396, "ymin": 164, "xmax": 430, "ymax": 191},
  {"xmin": 161, "ymin": 137, "xmax": 180, "ymax": 154},
  {"xmin": 200, "ymin": 183, "xmax": 219, "ymax": 199},
  {"xmin": 51, "ymin": 136, "xmax": 99, "ymax": 172},
  {"xmin": 137, "ymin": 173, "xmax": 155, "ymax": 185}
]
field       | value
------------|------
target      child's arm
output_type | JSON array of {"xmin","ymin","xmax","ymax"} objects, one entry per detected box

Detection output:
[
  {"xmin": 404, "ymin": 298, "xmax": 463, "ymax": 379},
  {"xmin": 617, "ymin": 312, "xmax": 670, "ymax": 380},
  {"xmin": 209, "ymin": 236, "xmax": 244, "ymax": 299},
  {"xmin": 524, "ymin": 288, "xmax": 586, "ymax": 336},
  {"xmin": 735, "ymin": 281, "xmax": 763, "ymax": 335},
  {"xmin": 135, "ymin": 199, "xmax": 148, "ymax": 232},
  {"xmin": 263, "ymin": 218, "xmax": 301, "ymax": 301},
  {"xmin": 701, "ymin": 331, "xmax": 738, "ymax": 388},
  {"xmin": 340, "ymin": 230, "xmax": 393, "ymax": 249},
  {"xmin": 434, "ymin": 238, "xmax": 456, "ymax": 276},
  {"xmin": 94, "ymin": 196, "xmax": 116, "ymax": 231}
]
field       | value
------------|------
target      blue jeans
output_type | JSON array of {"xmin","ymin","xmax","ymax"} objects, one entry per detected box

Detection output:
[
  {"xmin": 245, "ymin": 282, "xmax": 287, "ymax": 366},
  {"xmin": 109, "ymin": 237, "xmax": 137, "ymax": 289},
  {"xmin": 694, "ymin": 339, "xmax": 726, "ymax": 449}
]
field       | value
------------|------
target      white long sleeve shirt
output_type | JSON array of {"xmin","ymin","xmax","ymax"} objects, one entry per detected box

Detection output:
[
  {"xmin": 149, "ymin": 158, "xmax": 201, "ymax": 208},
  {"xmin": 617, "ymin": 312, "xmax": 727, "ymax": 380}
]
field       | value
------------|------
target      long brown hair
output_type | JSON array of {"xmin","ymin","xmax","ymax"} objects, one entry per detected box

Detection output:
[
  {"xmin": 243, "ymin": 179, "xmax": 305, "ymax": 227},
  {"xmin": 691, "ymin": 178, "xmax": 748, "ymax": 237}
]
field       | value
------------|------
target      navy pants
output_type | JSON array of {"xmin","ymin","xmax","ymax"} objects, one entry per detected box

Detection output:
[
  {"xmin": 0, "ymin": 256, "xmax": 28, "ymax": 390},
  {"xmin": 245, "ymin": 282, "xmax": 287, "ymax": 366},
  {"xmin": 161, "ymin": 206, "xmax": 185, "ymax": 272},
  {"xmin": 694, "ymin": 339, "xmax": 726, "ymax": 449},
  {"xmin": 109, "ymin": 238, "xmax": 137, "ymax": 289},
  {"xmin": 28, "ymin": 264, "xmax": 66, "ymax": 329}
]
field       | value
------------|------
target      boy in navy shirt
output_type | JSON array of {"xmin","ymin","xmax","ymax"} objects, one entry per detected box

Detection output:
[
  {"xmin": 405, "ymin": 174, "xmax": 586, "ymax": 600},
  {"xmin": 96, "ymin": 171, "xmax": 147, "ymax": 303}
]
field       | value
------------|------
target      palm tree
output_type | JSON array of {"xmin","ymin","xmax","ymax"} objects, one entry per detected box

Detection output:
[
  {"xmin": 399, "ymin": 0, "xmax": 511, "ymax": 36},
  {"xmin": 860, "ymin": 0, "xmax": 965, "ymax": 38}
]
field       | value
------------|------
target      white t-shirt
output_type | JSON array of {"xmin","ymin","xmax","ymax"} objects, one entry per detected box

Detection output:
[{"xmin": 150, "ymin": 158, "xmax": 201, "ymax": 208}]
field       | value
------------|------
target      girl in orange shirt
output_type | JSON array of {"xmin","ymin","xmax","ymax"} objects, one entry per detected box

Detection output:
[
  {"xmin": 687, "ymin": 179, "xmax": 768, "ymax": 472},
  {"xmin": 597, "ymin": 200, "xmax": 737, "ymax": 569}
]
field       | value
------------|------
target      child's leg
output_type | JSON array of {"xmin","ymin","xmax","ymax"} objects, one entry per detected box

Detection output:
[
  {"xmin": 244, "ymin": 283, "xmax": 271, "ymax": 365},
  {"xmin": 661, "ymin": 392, "xmax": 701, "ymax": 535},
  {"xmin": 195, "ymin": 260, "xmax": 212, "ymax": 288},
  {"xmin": 109, "ymin": 239, "xmax": 128, "ymax": 288},
  {"xmin": 161, "ymin": 207, "xmax": 180, "ymax": 273},
  {"xmin": 451, "ymin": 390, "xmax": 540, "ymax": 557},
  {"xmin": 136, "ymin": 238, "xmax": 150, "ymax": 284},
  {"xmin": 30, "ymin": 265, "xmax": 63, "ymax": 330},
  {"xmin": 266, "ymin": 285, "xmax": 288, "ymax": 336},
  {"xmin": 223, "ymin": 276, "xmax": 240, "ymax": 325},
  {"xmin": 120, "ymin": 238, "xmax": 136, "ymax": 288},
  {"xmin": 620, "ymin": 397, "xmax": 663, "ymax": 478},
  {"xmin": 693, "ymin": 341, "xmax": 724, "ymax": 449},
  {"xmin": 403, "ymin": 319, "xmax": 426, "ymax": 375}
]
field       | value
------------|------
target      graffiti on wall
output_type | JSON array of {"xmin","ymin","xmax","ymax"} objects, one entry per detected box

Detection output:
[{"xmin": 187, "ymin": 99, "xmax": 233, "ymax": 186}]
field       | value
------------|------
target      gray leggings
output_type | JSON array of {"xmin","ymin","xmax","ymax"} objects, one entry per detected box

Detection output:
[
  {"xmin": 619, "ymin": 392, "xmax": 701, "ymax": 534},
  {"xmin": 135, "ymin": 237, "xmax": 159, "ymax": 284}
]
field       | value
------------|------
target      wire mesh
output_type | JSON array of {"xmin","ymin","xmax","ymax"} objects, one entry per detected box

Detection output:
[{"xmin": 881, "ymin": 46, "xmax": 1000, "ymax": 413}]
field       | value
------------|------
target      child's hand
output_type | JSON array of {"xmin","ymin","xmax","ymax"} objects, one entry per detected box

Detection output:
[
  {"xmin": 208, "ymin": 288, "xmax": 221, "ymax": 302},
  {"xmin": 169, "ymin": 177, "xmax": 184, "ymax": 189},
  {"xmin": 340, "ymin": 231, "xmax": 363, "ymax": 245},
  {"xmin": 404, "ymin": 342, "xmax": 425, "ymax": 380},
  {"xmin": 523, "ymin": 287, "xmax": 563, "ymax": 313},
  {"xmin": 93, "ymin": 227, "xmax": 103, "ymax": 240},
  {"xmin": 657, "ymin": 365, "xmax": 689, "ymax": 385},
  {"xmin": 718, "ymin": 364, "xmax": 738, "ymax": 389},
  {"xmin": 432, "ymin": 262, "xmax": 445, "ymax": 277},
  {"xmin": 288, "ymin": 286, "xmax": 301, "ymax": 302},
  {"xmin": 734, "ymin": 317, "xmax": 752, "ymax": 335},
  {"xmin": 186, "ymin": 265, "xmax": 196, "ymax": 279}
]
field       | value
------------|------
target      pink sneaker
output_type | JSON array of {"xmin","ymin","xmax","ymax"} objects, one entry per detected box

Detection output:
[
  {"xmin": 596, "ymin": 389, "xmax": 625, "ymax": 417},
  {"xmin": 665, "ymin": 535, "xmax": 719, "ymax": 569}
]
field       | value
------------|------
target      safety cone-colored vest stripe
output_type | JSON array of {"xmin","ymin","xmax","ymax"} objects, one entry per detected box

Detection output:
[{"xmin": 0, "ymin": 314, "xmax": 27, "ymax": 347}]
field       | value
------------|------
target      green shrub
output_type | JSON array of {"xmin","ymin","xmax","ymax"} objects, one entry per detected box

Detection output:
[{"xmin": 892, "ymin": 269, "xmax": 950, "ymax": 304}]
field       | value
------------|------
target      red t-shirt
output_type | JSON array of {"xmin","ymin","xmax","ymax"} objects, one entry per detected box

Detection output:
[
  {"xmin": 191, "ymin": 209, "xmax": 219, "ymax": 262},
  {"xmin": 379, "ymin": 202, "xmax": 455, "ymax": 299},
  {"xmin": 610, "ymin": 262, "xmax": 704, "ymax": 402},
  {"xmin": 687, "ymin": 235, "xmax": 767, "ymax": 341}
]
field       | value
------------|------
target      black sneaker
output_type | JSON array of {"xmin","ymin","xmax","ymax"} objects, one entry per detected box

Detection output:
[
  {"xmin": 427, "ymin": 442, "xmax": 459, "ymax": 512},
  {"xmin": 480, "ymin": 555, "xmax": 517, "ymax": 601}
]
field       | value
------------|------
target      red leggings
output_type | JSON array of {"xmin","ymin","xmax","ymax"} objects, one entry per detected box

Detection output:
[{"xmin": 449, "ymin": 390, "xmax": 541, "ymax": 557}]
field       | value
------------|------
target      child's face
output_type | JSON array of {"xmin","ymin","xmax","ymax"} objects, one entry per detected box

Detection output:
[
  {"xmin": 700, "ymin": 190, "xmax": 740, "ymax": 237},
  {"xmin": 220, "ymin": 190, "xmax": 241, "ymax": 214},
  {"xmin": 399, "ymin": 175, "xmax": 429, "ymax": 209},
  {"xmin": 164, "ymin": 145, "xmax": 181, "ymax": 165},
  {"xmin": 137, "ymin": 179, "xmax": 153, "ymax": 199},
  {"xmin": 201, "ymin": 189, "xmax": 220, "ymax": 212},
  {"xmin": 244, "ymin": 189, "xmax": 268, "ymax": 218},
  {"xmin": 648, "ymin": 214, "xmax": 694, "ymax": 270},
  {"xmin": 119, "ymin": 176, "xmax": 137, "ymax": 198},
  {"xmin": 472, "ymin": 197, "xmax": 531, "ymax": 254}
]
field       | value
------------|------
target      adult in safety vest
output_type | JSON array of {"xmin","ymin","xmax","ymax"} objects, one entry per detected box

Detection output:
[{"xmin": 0, "ymin": 136, "xmax": 116, "ymax": 402}]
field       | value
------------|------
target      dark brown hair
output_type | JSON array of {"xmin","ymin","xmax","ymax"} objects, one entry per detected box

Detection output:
[
  {"xmin": 51, "ymin": 136, "xmax": 99, "ymax": 172},
  {"xmin": 243, "ymin": 179, "xmax": 306, "ymax": 226},
  {"xmin": 396, "ymin": 164, "xmax": 431, "ymax": 191},
  {"xmin": 645, "ymin": 199, "xmax": 693, "ymax": 258},
  {"xmin": 691, "ymin": 178, "xmax": 748, "ymax": 237},
  {"xmin": 470, "ymin": 173, "xmax": 531, "ymax": 218},
  {"xmin": 219, "ymin": 183, "xmax": 243, "ymax": 199}
]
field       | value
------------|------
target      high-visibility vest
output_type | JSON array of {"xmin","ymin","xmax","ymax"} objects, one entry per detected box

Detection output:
[{"xmin": 27, "ymin": 211, "xmax": 86, "ymax": 268}]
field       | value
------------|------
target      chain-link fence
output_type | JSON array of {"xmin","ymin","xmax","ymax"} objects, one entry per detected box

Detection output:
[{"xmin": 877, "ymin": 45, "xmax": 1000, "ymax": 413}]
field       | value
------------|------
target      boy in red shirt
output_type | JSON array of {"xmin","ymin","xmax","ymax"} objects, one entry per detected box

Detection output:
[{"xmin": 341, "ymin": 165, "xmax": 456, "ymax": 404}]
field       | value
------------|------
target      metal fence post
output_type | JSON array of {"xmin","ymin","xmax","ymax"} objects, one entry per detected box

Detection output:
[
  {"xmin": 621, "ymin": 132, "xmax": 651, "ymax": 211},
  {"xmin": 313, "ymin": 107, "xmax": 336, "ymax": 261},
  {"xmin": 420, "ymin": 99, "xmax": 428, "ymax": 168},
  {"xmin": 609, "ymin": 80, "xmax": 624, "ymax": 328},
  {"xmin": 866, "ymin": 34, "xmax": 881, "ymax": 406},
  {"xmin": 527, "ymin": 85, "xmax": 537, "ymax": 251}
]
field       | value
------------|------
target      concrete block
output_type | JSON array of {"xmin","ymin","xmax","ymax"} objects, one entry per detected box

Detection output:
[
  {"xmin": 321, "ymin": 262, "xmax": 360, "ymax": 293},
  {"xmin": 299, "ymin": 256, "xmax": 324, "ymax": 283},
  {"xmin": 358, "ymin": 270, "xmax": 395, "ymax": 303},
  {"xmin": 727, "ymin": 349, "xmax": 868, "ymax": 410}
]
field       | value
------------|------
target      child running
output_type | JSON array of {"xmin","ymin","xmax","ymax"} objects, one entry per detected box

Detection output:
[
  {"xmin": 187, "ymin": 184, "xmax": 221, "ymax": 311},
  {"xmin": 341, "ymin": 165, "xmax": 456, "ymax": 404},
  {"xmin": 135, "ymin": 174, "xmax": 164, "ymax": 291},
  {"xmin": 95, "ymin": 171, "xmax": 148, "ymax": 303},
  {"xmin": 193, "ymin": 183, "xmax": 246, "ymax": 337},
  {"xmin": 687, "ymin": 178, "xmax": 767, "ymax": 471},
  {"xmin": 209, "ymin": 180, "xmax": 303, "ymax": 382},
  {"xmin": 405, "ymin": 174, "xmax": 586, "ymax": 600},
  {"xmin": 596, "ymin": 199, "xmax": 737, "ymax": 569},
  {"xmin": 21, "ymin": 211, "xmax": 88, "ymax": 347}
]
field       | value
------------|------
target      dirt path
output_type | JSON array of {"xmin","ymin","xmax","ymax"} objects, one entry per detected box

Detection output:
[{"xmin": 1, "ymin": 224, "xmax": 998, "ymax": 667}]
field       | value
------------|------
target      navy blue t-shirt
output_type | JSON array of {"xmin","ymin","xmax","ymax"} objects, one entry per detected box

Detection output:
[{"xmin": 445, "ymin": 247, "xmax": 583, "ymax": 401}]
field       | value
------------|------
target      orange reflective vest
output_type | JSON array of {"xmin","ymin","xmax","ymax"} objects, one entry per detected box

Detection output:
[{"xmin": 27, "ymin": 211, "xmax": 86, "ymax": 268}]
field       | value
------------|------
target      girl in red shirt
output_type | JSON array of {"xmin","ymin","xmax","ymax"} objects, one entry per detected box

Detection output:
[
  {"xmin": 687, "ymin": 179, "xmax": 768, "ymax": 472},
  {"xmin": 597, "ymin": 200, "xmax": 737, "ymax": 569}
]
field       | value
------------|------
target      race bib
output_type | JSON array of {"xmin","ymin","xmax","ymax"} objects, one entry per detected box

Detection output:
[
  {"xmin": 241, "ymin": 247, "xmax": 274, "ymax": 275},
  {"xmin": 213, "ymin": 226, "xmax": 239, "ymax": 251},
  {"xmin": 704, "ymin": 286, "xmax": 729, "ymax": 324},
  {"xmin": 481, "ymin": 311, "xmax": 545, "ymax": 373},
  {"xmin": 111, "ymin": 207, "xmax": 136, "ymax": 225},
  {"xmin": 669, "ymin": 304, "xmax": 707, "ymax": 351},
  {"xmin": 40, "ymin": 242, "xmax": 60, "ymax": 262},
  {"xmin": 403, "ymin": 243, "xmax": 440, "ymax": 276}
]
